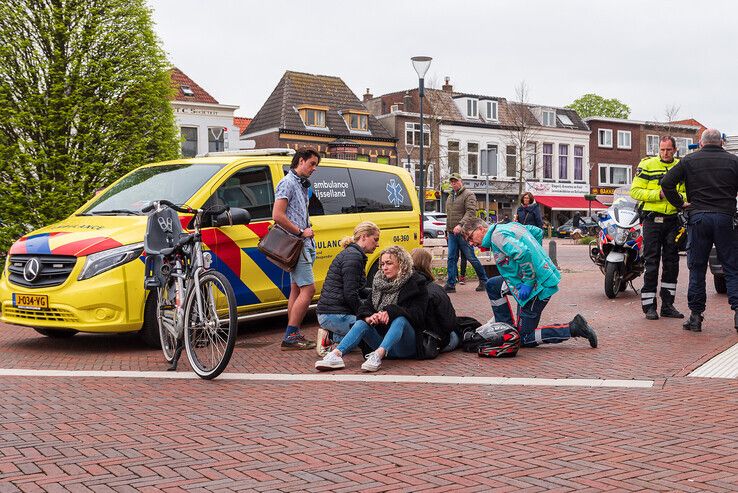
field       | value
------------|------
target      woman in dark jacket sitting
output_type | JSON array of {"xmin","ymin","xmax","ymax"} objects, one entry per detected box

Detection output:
[
  {"xmin": 315, "ymin": 221, "xmax": 380, "ymax": 356},
  {"xmin": 411, "ymin": 248, "xmax": 459, "ymax": 353},
  {"xmin": 515, "ymin": 192, "xmax": 543, "ymax": 229},
  {"xmin": 315, "ymin": 246, "xmax": 428, "ymax": 372}
]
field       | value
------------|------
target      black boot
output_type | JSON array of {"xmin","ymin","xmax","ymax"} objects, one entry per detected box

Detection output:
[
  {"xmin": 734, "ymin": 310, "xmax": 738, "ymax": 333},
  {"xmin": 475, "ymin": 280, "xmax": 486, "ymax": 292},
  {"xmin": 644, "ymin": 305, "xmax": 659, "ymax": 320},
  {"xmin": 682, "ymin": 312, "xmax": 703, "ymax": 332},
  {"xmin": 660, "ymin": 303, "xmax": 684, "ymax": 319},
  {"xmin": 570, "ymin": 314, "xmax": 598, "ymax": 348}
]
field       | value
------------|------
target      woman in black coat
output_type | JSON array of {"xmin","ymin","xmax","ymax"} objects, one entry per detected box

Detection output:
[
  {"xmin": 515, "ymin": 192, "xmax": 543, "ymax": 229},
  {"xmin": 315, "ymin": 221, "xmax": 380, "ymax": 355},
  {"xmin": 315, "ymin": 246, "xmax": 429, "ymax": 372},
  {"xmin": 411, "ymin": 248, "xmax": 458, "ymax": 352}
]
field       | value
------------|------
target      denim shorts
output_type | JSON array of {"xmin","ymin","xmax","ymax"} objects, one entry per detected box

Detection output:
[
  {"xmin": 317, "ymin": 313, "xmax": 356, "ymax": 338},
  {"xmin": 290, "ymin": 245, "xmax": 316, "ymax": 287}
]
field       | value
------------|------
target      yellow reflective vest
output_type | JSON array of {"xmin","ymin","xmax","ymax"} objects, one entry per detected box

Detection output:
[{"xmin": 630, "ymin": 156, "xmax": 686, "ymax": 215}]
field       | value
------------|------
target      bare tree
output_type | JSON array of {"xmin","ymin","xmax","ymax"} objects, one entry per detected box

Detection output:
[
  {"xmin": 663, "ymin": 103, "xmax": 680, "ymax": 135},
  {"xmin": 506, "ymin": 81, "xmax": 540, "ymax": 201}
]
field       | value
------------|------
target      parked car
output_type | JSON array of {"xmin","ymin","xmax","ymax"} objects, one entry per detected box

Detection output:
[
  {"xmin": 423, "ymin": 212, "xmax": 446, "ymax": 238},
  {"xmin": 555, "ymin": 216, "xmax": 598, "ymax": 237}
]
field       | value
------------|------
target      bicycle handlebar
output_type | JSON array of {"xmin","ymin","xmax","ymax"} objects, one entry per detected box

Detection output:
[{"xmin": 142, "ymin": 200, "xmax": 194, "ymax": 214}]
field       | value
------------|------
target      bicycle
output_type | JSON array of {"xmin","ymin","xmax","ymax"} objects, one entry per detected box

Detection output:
[{"xmin": 143, "ymin": 199, "xmax": 250, "ymax": 379}]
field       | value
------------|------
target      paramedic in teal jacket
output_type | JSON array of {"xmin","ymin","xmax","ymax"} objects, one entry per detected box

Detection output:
[{"xmin": 462, "ymin": 218, "xmax": 598, "ymax": 348}]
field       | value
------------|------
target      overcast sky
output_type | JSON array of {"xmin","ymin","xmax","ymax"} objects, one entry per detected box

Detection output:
[{"xmin": 150, "ymin": 0, "xmax": 737, "ymax": 134}]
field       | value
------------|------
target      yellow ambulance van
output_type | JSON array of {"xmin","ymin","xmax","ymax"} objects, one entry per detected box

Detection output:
[{"xmin": 0, "ymin": 149, "xmax": 421, "ymax": 346}]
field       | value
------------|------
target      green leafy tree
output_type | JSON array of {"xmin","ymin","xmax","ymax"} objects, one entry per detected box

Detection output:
[
  {"xmin": 0, "ymin": 0, "xmax": 179, "ymax": 255},
  {"xmin": 566, "ymin": 93, "xmax": 631, "ymax": 119}
]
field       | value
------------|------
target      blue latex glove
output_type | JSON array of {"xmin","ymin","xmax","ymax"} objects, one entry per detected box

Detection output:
[{"xmin": 516, "ymin": 283, "xmax": 533, "ymax": 301}]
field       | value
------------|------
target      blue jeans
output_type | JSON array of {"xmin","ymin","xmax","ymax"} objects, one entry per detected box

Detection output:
[
  {"xmin": 485, "ymin": 276, "xmax": 571, "ymax": 347},
  {"xmin": 317, "ymin": 313, "xmax": 356, "ymax": 343},
  {"xmin": 447, "ymin": 233, "xmax": 488, "ymax": 287},
  {"xmin": 686, "ymin": 212, "xmax": 738, "ymax": 312},
  {"xmin": 336, "ymin": 316, "xmax": 417, "ymax": 358}
]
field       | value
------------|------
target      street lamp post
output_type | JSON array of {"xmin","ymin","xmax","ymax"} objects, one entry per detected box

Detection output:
[{"xmin": 411, "ymin": 56, "xmax": 432, "ymax": 215}]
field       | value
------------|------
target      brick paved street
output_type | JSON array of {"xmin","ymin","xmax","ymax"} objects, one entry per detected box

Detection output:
[{"xmin": 1, "ymin": 242, "xmax": 738, "ymax": 491}]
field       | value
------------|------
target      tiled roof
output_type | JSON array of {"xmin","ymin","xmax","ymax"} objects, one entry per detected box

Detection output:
[
  {"xmin": 233, "ymin": 117, "xmax": 252, "ymax": 134},
  {"xmin": 243, "ymin": 71, "xmax": 393, "ymax": 140},
  {"xmin": 170, "ymin": 67, "xmax": 219, "ymax": 104}
]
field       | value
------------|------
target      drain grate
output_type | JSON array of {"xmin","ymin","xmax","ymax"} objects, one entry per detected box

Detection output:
[{"xmin": 689, "ymin": 343, "xmax": 738, "ymax": 378}]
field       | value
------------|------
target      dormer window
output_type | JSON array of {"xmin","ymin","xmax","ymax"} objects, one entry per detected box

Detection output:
[
  {"xmin": 298, "ymin": 105, "xmax": 327, "ymax": 128},
  {"xmin": 466, "ymin": 98, "xmax": 478, "ymax": 118},
  {"xmin": 484, "ymin": 100, "xmax": 498, "ymax": 121},
  {"xmin": 542, "ymin": 109, "xmax": 556, "ymax": 127},
  {"xmin": 558, "ymin": 113, "xmax": 573, "ymax": 126},
  {"xmin": 180, "ymin": 85, "xmax": 194, "ymax": 96},
  {"xmin": 344, "ymin": 111, "xmax": 369, "ymax": 131}
]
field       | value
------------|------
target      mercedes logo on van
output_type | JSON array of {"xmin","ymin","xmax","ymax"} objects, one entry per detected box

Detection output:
[{"xmin": 23, "ymin": 258, "xmax": 41, "ymax": 282}]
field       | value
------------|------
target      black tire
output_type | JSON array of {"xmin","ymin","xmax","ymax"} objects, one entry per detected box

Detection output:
[
  {"xmin": 604, "ymin": 262, "xmax": 623, "ymax": 299},
  {"xmin": 157, "ymin": 276, "xmax": 180, "ymax": 362},
  {"xmin": 139, "ymin": 291, "xmax": 162, "ymax": 349},
  {"xmin": 33, "ymin": 328, "xmax": 77, "ymax": 338},
  {"xmin": 714, "ymin": 274, "xmax": 727, "ymax": 294},
  {"xmin": 183, "ymin": 270, "xmax": 237, "ymax": 379}
]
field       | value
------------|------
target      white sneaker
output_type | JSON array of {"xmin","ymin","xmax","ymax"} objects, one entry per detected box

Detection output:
[
  {"xmin": 315, "ymin": 351, "xmax": 345, "ymax": 371},
  {"xmin": 361, "ymin": 351, "xmax": 382, "ymax": 372},
  {"xmin": 316, "ymin": 328, "xmax": 332, "ymax": 356}
]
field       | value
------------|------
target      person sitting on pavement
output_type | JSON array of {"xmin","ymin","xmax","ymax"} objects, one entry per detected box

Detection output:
[
  {"xmin": 515, "ymin": 192, "xmax": 544, "ymax": 230},
  {"xmin": 462, "ymin": 217, "xmax": 598, "ymax": 349},
  {"xmin": 411, "ymin": 248, "xmax": 459, "ymax": 352},
  {"xmin": 315, "ymin": 221, "xmax": 381, "ymax": 356},
  {"xmin": 315, "ymin": 246, "xmax": 428, "ymax": 372}
]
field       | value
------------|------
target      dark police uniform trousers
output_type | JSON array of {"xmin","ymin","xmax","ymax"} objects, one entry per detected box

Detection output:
[{"xmin": 641, "ymin": 213, "xmax": 680, "ymax": 311}]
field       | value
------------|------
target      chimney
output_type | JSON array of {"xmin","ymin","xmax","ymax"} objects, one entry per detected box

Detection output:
[
  {"xmin": 363, "ymin": 88, "xmax": 373, "ymax": 102},
  {"xmin": 403, "ymin": 91, "xmax": 412, "ymax": 112},
  {"xmin": 442, "ymin": 76, "xmax": 453, "ymax": 92}
]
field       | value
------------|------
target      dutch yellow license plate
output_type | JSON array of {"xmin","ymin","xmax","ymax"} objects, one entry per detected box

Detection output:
[{"xmin": 13, "ymin": 293, "xmax": 49, "ymax": 310}]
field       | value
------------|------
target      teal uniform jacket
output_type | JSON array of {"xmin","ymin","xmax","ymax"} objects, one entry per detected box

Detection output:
[{"xmin": 482, "ymin": 223, "xmax": 559, "ymax": 302}]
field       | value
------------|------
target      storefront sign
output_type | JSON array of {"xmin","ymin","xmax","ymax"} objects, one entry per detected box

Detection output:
[
  {"xmin": 525, "ymin": 181, "xmax": 589, "ymax": 195},
  {"xmin": 590, "ymin": 186, "xmax": 615, "ymax": 195}
]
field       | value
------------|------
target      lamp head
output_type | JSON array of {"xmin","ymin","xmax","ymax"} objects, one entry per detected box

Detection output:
[{"xmin": 411, "ymin": 56, "xmax": 432, "ymax": 79}]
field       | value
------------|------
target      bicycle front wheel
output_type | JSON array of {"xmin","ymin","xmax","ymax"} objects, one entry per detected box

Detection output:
[
  {"xmin": 183, "ymin": 270, "xmax": 238, "ymax": 379},
  {"xmin": 157, "ymin": 276, "xmax": 179, "ymax": 363}
]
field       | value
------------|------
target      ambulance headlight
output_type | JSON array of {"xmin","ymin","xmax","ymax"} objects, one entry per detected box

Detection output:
[{"xmin": 78, "ymin": 243, "xmax": 144, "ymax": 280}]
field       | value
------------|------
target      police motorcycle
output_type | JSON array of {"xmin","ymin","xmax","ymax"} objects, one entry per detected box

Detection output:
[{"xmin": 589, "ymin": 187, "xmax": 645, "ymax": 298}]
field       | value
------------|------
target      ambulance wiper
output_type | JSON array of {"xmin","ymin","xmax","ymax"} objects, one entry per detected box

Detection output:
[{"xmin": 80, "ymin": 209, "xmax": 143, "ymax": 216}]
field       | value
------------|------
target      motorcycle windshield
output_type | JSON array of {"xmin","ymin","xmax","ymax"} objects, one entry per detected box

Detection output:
[{"xmin": 610, "ymin": 196, "xmax": 640, "ymax": 227}]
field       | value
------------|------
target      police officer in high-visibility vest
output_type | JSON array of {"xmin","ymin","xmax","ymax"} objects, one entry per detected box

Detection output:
[{"xmin": 630, "ymin": 136, "xmax": 687, "ymax": 320}]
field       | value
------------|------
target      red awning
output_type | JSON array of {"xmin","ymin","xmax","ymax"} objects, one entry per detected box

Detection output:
[{"xmin": 535, "ymin": 195, "xmax": 607, "ymax": 211}]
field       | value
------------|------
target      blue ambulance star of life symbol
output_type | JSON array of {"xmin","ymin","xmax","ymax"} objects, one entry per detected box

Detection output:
[{"xmin": 386, "ymin": 179, "xmax": 404, "ymax": 208}]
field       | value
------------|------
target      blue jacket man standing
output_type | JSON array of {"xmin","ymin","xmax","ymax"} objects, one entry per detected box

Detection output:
[{"xmin": 462, "ymin": 217, "xmax": 597, "ymax": 348}]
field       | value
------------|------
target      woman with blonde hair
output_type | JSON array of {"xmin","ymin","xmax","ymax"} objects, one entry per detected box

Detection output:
[
  {"xmin": 315, "ymin": 222, "xmax": 381, "ymax": 355},
  {"xmin": 315, "ymin": 245, "xmax": 429, "ymax": 372}
]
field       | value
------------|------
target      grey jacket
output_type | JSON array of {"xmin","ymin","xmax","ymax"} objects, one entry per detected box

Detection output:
[{"xmin": 445, "ymin": 186, "xmax": 477, "ymax": 232}]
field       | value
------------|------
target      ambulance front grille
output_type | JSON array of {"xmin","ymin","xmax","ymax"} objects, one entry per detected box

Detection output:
[
  {"xmin": 7, "ymin": 255, "xmax": 78, "ymax": 288},
  {"xmin": 3, "ymin": 306, "xmax": 78, "ymax": 322}
]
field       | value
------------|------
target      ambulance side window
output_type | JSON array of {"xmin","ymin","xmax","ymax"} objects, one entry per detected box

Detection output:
[
  {"xmin": 351, "ymin": 169, "xmax": 412, "ymax": 212},
  {"xmin": 308, "ymin": 167, "xmax": 356, "ymax": 216},
  {"xmin": 205, "ymin": 166, "xmax": 274, "ymax": 221}
]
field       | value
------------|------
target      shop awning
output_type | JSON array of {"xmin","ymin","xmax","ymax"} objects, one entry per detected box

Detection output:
[{"xmin": 535, "ymin": 195, "xmax": 607, "ymax": 211}]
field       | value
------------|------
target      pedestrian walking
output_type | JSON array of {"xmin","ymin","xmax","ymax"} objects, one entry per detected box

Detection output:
[
  {"xmin": 661, "ymin": 128, "xmax": 738, "ymax": 332},
  {"xmin": 630, "ymin": 136, "xmax": 686, "ymax": 320},
  {"xmin": 462, "ymin": 217, "xmax": 598, "ymax": 348},
  {"xmin": 272, "ymin": 148, "xmax": 320, "ymax": 350},
  {"xmin": 515, "ymin": 192, "xmax": 544, "ymax": 229},
  {"xmin": 315, "ymin": 221, "xmax": 381, "ymax": 356},
  {"xmin": 444, "ymin": 173, "xmax": 488, "ymax": 293}
]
